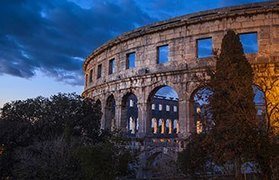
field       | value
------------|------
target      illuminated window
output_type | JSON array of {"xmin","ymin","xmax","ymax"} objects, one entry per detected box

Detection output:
[
  {"xmin": 151, "ymin": 118, "xmax": 157, "ymax": 134},
  {"xmin": 196, "ymin": 120, "xmax": 203, "ymax": 134},
  {"xmin": 166, "ymin": 105, "xmax": 170, "ymax": 111},
  {"xmin": 159, "ymin": 104, "xmax": 162, "ymax": 111},
  {"xmin": 173, "ymin": 119, "xmax": 179, "ymax": 133},
  {"xmin": 129, "ymin": 117, "xmax": 136, "ymax": 134},
  {"xmin": 161, "ymin": 119, "xmax": 165, "ymax": 134},
  {"xmin": 197, "ymin": 38, "xmax": 213, "ymax": 58},
  {"xmin": 158, "ymin": 119, "xmax": 164, "ymax": 134},
  {"xmin": 152, "ymin": 104, "xmax": 155, "ymax": 110},
  {"xmin": 239, "ymin": 32, "xmax": 258, "ymax": 54},
  {"xmin": 97, "ymin": 64, "xmax": 102, "ymax": 79},
  {"xmin": 173, "ymin": 106, "xmax": 177, "ymax": 112},
  {"xmin": 157, "ymin": 45, "xmax": 169, "ymax": 64},
  {"xmin": 130, "ymin": 99, "xmax": 133, "ymax": 107},
  {"xmin": 127, "ymin": 52, "xmax": 136, "ymax": 69},
  {"xmin": 108, "ymin": 59, "xmax": 115, "ymax": 75},
  {"xmin": 166, "ymin": 119, "xmax": 172, "ymax": 134}
]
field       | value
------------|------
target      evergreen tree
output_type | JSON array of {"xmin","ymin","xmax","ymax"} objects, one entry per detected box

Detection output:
[{"xmin": 208, "ymin": 29, "xmax": 258, "ymax": 178}]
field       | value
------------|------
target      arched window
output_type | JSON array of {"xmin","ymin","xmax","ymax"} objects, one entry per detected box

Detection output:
[
  {"xmin": 158, "ymin": 119, "xmax": 163, "ymax": 134},
  {"xmin": 151, "ymin": 118, "xmax": 157, "ymax": 134},
  {"xmin": 166, "ymin": 119, "xmax": 172, "ymax": 134}
]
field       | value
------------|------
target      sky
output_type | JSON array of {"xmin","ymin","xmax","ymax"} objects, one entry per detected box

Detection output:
[{"xmin": 0, "ymin": 0, "xmax": 268, "ymax": 107}]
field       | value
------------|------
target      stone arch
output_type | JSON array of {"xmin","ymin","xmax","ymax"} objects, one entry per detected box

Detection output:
[
  {"xmin": 105, "ymin": 94, "xmax": 116, "ymax": 131},
  {"xmin": 121, "ymin": 92, "xmax": 139, "ymax": 135},
  {"xmin": 189, "ymin": 86, "xmax": 213, "ymax": 134},
  {"xmin": 144, "ymin": 82, "xmax": 181, "ymax": 104},
  {"xmin": 146, "ymin": 85, "xmax": 179, "ymax": 136}
]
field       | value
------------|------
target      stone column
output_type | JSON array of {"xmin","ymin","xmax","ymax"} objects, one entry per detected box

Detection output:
[
  {"xmin": 138, "ymin": 102, "xmax": 148, "ymax": 138},
  {"xmin": 178, "ymin": 99, "xmax": 188, "ymax": 139},
  {"xmin": 115, "ymin": 101, "xmax": 122, "ymax": 130},
  {"xmin": 100, "ymin": 97, "xmax": 106, "ymax": 130}
]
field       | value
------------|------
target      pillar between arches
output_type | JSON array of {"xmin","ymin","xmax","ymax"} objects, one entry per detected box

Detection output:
[
  {"xmin": 100, "ymin": 98, "xmax": 106, "ymax": 130},
  {"xmin": 137, "ymin": 102, "xmax": 148, "ymax": 138},
  {"xmin": 178, "ymin": 99, "xmax": 188, "ymax": 138},
  {"xmin": 115, "ymin": 102, "xmax": 122, "ymax": 130}
]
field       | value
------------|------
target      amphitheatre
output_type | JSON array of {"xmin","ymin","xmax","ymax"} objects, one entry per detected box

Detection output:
[{"xmin": 82, "ymin": 1, "xmax": 279, "ymax": 175}]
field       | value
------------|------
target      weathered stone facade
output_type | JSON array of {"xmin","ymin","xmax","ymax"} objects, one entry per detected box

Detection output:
[{"xmin": 83, "ymin": 1, "xmax": 279, "ymax": 139}]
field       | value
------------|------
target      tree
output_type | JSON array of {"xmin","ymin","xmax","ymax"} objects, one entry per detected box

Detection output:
[
  {"xmin": 76, "ymin": 141, "xmax": 134, "ymax": 180},
  {"xmin": 208, "ymin": 29, "xmax": 258, "ymax": 179},
  {"xmin": 0, "ymin": 94, "xmax": 111, "ymax": 179},
  {"xmin": 178, "ymin": 30, "xmax": 271, "ymax": 179},
  {"xmin": 0, "ymin": 93, "xmax": 134, "ymax": 179}
]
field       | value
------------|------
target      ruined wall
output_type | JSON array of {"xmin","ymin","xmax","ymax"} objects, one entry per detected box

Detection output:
[{"xmin": 83, "ymin": 1, "xmax": 279, "ymax": 137}]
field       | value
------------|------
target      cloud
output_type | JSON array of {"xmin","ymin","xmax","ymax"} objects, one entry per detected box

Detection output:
[
  {"xmin": 0, "ymin": 0, "xmax": 155, "ymax": 86},
  {"xmin": 0, "ymin": 0, "xmax": 268, "ymax": 86}
]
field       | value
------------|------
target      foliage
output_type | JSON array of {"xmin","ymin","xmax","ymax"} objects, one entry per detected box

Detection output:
[
  {"xmin": 12, "ymin": 138, "xmax": 81, "ymax": 179},
  {"xmin": 0, "ymin": 93, "xmax": 133, "ymax": 179},
  {"xmin": 177, "ymin": 133, "xmax": 209, "ymax": 176},
  {"xmin": 76, "ymin": 141, "xmax": 133, "ymax": 180}
]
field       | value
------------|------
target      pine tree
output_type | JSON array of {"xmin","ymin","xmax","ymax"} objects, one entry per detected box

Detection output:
[{"xmin": 208, "ymin": 29, "xmax": 258, "ymax": 178}]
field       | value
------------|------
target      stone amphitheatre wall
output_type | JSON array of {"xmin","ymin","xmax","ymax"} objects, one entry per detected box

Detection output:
[{"xmin": 83, "ymin": 1, "xmax": 279, "ymax": 138}]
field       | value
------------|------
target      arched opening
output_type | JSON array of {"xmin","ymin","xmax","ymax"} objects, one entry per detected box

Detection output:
[
  {"xmin": 147, "ymin": 85, "xmax": 179, "ymax": 137},
  {"xmin": 151, "ymin": 118, "xmax": 158, "ymax": 134},
  {"xmin": 253, "ymin": 85, "xmax": 266, "ymax": 122},
  {"xmin": 166, "ymin": 119, "xmax": 172, "ymax": 134},
  {"xmin": 158, "ymin": 119, "xmax": 163, "ymax": 134},
  {"xmin": 105, "ymin": 95, "xmax": 116, "ymax": 131},
  {"xmin": 190, "ymin": 85, "xmax": 267, "ymax": 133},
  {"xmin": 121, "ymin": 93, "xmax": 138, "ymax": 135},
  {"xmin": 190, "ymin": 87, "xmax": 213, "ymax": 134}
]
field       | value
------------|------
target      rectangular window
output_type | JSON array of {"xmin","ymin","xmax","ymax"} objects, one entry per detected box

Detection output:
[
  {"xmin": 157, "ymin": 45, "xmax": 169, "ymax": 64},
  {"xmin": 152, "ymin": 104, "xmax": 155, "ymax": 110},
  {"xmin": 127, "ymin": 52, "xmax": 136, "ymax": 69},
  {"xmin": 197, "ymin": 38, "xmax": 213, "ymax": 58},
  {"xmin": 239, "ymin": 32, "xmax": 258, "ymax": 54},
  {"xmin": 89, "ymin": 69, "xmax": 93, "ymax": 83},
  {"xmin": 130, "ymin": 99, "xmax": 134, "ymax": 107},
  {"xmin": 97, "ymin": 64, "xmax": 102, "ymax": 79},
  {"xmin": 173, "ymin": 106, "xmax": 177, "ymax": 112},
  {"xmin": 108, "ymin": 59, "xmax": 115, "ymax": 75},
  {"xmin": 166, "ymin": 105, "xmax": 170, "ymax": 111},
  {"xmin": 159, "ymin": 104, "xmax": 162, "ymax": 111}
]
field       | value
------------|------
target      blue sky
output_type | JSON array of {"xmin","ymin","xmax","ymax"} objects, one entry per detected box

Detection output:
[{"xmin": 0, "ymin": 0, "xmax": 267, "ymax": 107}]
